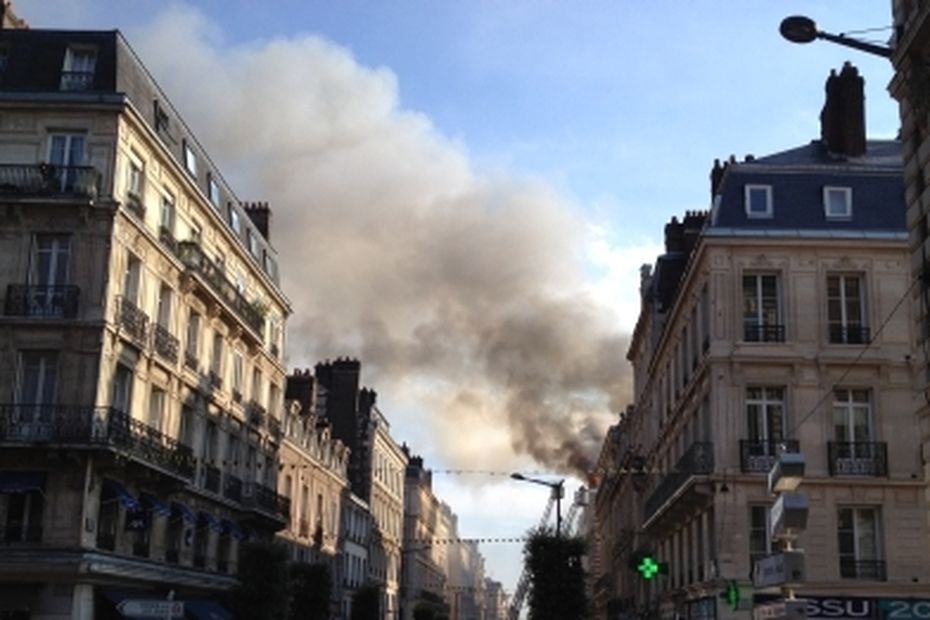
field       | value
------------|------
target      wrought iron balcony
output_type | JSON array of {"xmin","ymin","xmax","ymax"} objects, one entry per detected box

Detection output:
[
  {"xmin": 4, "ymin": 284, "xmax": 79, "ymax": 319},
  {"xmin": 0, "ymin": 163, "xmax": 99, "ymax": 199},
  {"xmin": 828, "ymin": 441, "xmax": 888, "ymax": 477},
  {"xmin": 117, "ymin": 297, "xmax": 149, "ymax": 346},
  {"xmin": 0, "ymin": 405, "xmax": 195, "ymax": 480},
  {"xmin": 644, "ymin": 442, "xmax": 714, "ymax": 524},
  {"xmin": 243, "ymin": 482, "xmax": 290, "ymax": 522},
  {"xmin": 184, "ymin": 349, "xmax": 198, "ymax": 371},
  {"xmin": 840, "ymin": 558, "xmax": 886, "ymax": 581},
  {"xmin": 59, "ymin": 71, "xmax": 94, "ymax": 91},
  {"xmin": 829, "ymin": 325, "xmax": 871, "ymax": 345},
  {"xmin": 739, "ymin": 439, "xmax": 800, "ymax": 473},
  {"xmin": 743, "ymin": 323, "xmax": 786, "ymax": 343},
  {"xmin": 224, "ymin": 474, "xmax": 243, "ymax": 503},
  {"xmin": 175, "ymin": 241, "xmax": 265, "ymax": 336},
  {"xmin": 203, "ymin": 463, "xmax": 221, "ymax": 494},
  {"xmin": 152, "ymin": 324, "xmax": 179, "ymax": 364}
]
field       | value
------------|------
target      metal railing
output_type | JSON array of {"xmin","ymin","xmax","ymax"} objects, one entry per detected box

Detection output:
[
  {"xmin": 0, "ymin": 404, "xmax": 195, "ymax": 480},
  {"xmin": 243, "ymin": 482, "xmax": 290, "ymax": 521},
  {"xmin": 829, "ymin": 325, "xmax": 871, "ymax": 345},
  {"xmin": 184, "ymin": 350, "xmax": 198, "ymax": 371},
  {"xmin": 840, "ymin": 558, "xmax": 886, "ymax": 580},
  {"xmin": 743, "ymin": 323, "xmax": 786, "ymax": 343},
  {"xmin": 175, "ymin": 241, "xmax": 265, "ymax": 335},
  {"xmin": 152, "ymin": 324, "xmax": 179, "ymax": 364},
  {"xmin": 828, "ymin": 441, "xmax": 888, "ymax": 476},
  {"xmin": 739, "ymin": 439, "xmax": 800, "ymax": 473},
  {"xmin": 224, "ymin": 474, "xmax": 243, "ymax": 503},
  {"xmin": 4, "ymin": 284, "xmax": 79, "ymax": 318},
  {"xmin": 644, "ymin": 442, "xmax": 714, "ymax": 523},
  {"xmin": 59, "ymin": 71, "xmax": 94, "ymax": 91},
  {"xmin": 118, "ymin": 297, "xmax": 149, "ymax": 345},
  {"xmin": 203, "ymin": 463, "xmax": 221, "ymax": 493},
  {"xmin": 0, "ymin": 163, "xmax": 99, "ymax": 199}
]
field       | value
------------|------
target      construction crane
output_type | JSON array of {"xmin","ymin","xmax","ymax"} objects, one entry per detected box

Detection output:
[{"xmin": 507, "ymin": 486, "xmax": 588, "ymax": 620}]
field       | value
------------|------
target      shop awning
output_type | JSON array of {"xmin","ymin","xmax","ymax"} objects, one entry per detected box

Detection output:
[
  {"xmin": 197, "ymin": 511, "xmax": 224, "ymax": 533},
  {"xmin": 103, "ymin": 479, "xmax": 141, "ymax": 511},
  {"xmin": 0, "ymin": 471, "xmax": 46, "ymax": 494},
  {"xmin": 171, "ymin": 501, "xmax": 197, "ymax": 524},
  {"xmin": 140, "ymin": 492, "xmax": 171, "ymax": 518}
]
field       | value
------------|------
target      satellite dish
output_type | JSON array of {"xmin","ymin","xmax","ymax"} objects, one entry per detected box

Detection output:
[{"xmin": 780, "ymin": 15, "xmax": 818, "ymax": 44}]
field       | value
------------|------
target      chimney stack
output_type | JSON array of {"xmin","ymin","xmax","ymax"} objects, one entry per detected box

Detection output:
[{"xmin": 820, "ymin": 62, "xmax": 866, "ymax": 158}]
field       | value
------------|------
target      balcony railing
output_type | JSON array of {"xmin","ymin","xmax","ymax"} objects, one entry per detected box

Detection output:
[
  {"xmin": 744, "ymin": 323, "xmax": 786, "ymax": 343},
  {"xmin": 4, "ymin": 284, "xmax": 79, "ymax": 319},
  {"xmin": 0, "ymin": 163, "xmax": 99, "ymax": 199},
  {"xmin": 203, "ymin": 463, "xmax": 221, "ymax": 494},
  {"xmin": 118, "ymin": 297, "xmax": 149, "ymax": 346},
  {"xmin": 184, "ymin": 350, "xmax": 198, "ymax": 371},
  {"xmin": 829, "ymin": 325, "xmax": 871, "ymax": 345},
  {"xmin": 0, "ymin": 405, "xmax": 195, "ymax": 480},
  {"xmin": 59, "ymin": 71, "xmax": 94, "ymax": 91},
  {"xmin": 840, "ymin": 558, "xmax": 887, "ymax": 581},
  {"xmin": 224, "ymin": 474, "xmax": 243, "ymax": 503},
  {"xmin": 243, "ymin": 482, "xmax": 290, "ymax": 522},
  {"xmin": 828, "ymin": 442, "xmax": 888, "ymax": 477},
  {"xmin": 152, "ymin": 324, "xmax": 179, "ymax": 364},
  {"xmin": 739, "ymin": 439, "xmax": 800, "ymax": 473},
  {"xmin": 158, "ymin": 226, "xmax": 178, "ymax": 254},
  {"xmin": 644, "ymin": 442, "xmax": 714, "ymax": 523},
  {"xmin": 175, "ymin": 241, "xmax": 265, "ymax": 336},
  {"xmin": 247, "ymin": 401, "xmax": 266, "ymax": 429}
]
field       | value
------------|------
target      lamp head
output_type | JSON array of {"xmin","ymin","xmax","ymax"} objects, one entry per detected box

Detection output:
[
  {"xmin": 780, "ymin": 16, "xmax": 819, "ymax": 44},
  {"xmin": 510, "ymin": 473, "xmax": 525, "ymax": 481}
]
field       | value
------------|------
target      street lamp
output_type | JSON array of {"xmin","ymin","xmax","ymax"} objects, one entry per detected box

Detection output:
[
  {"xmin": 779, "ymin": 15, "xmax": 892, "ymax": 58},
  {"xmin": 510, "ymin": 473, "xmax": 565, "ymax": 537}
]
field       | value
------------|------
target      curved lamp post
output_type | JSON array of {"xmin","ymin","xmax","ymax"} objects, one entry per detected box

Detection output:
[
  {"xmin": 510, "ymin": 473, "xmax": 566, "ymax": 537},
  {"xmin": 779, "ymin": 15, "xmax": 892, "ymax": 58}
]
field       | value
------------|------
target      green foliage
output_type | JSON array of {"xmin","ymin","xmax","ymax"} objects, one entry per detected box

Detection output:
[
  {"xmin": 230, "ymin": 541, "xmax": 290, "ymax": 620},
  {"xmin": 524, "ymin": 528, "xmax": 589, "ymax": 620},
  {"xmin": 350, "ymin": 584, "xmax": 381, "ymax": 620},
  {"xmin": 289, "ymin": 562, "xmax": 332, "ymax": 620}
]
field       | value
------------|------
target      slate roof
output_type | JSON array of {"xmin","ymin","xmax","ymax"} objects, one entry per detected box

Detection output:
[{"xmin": 711, "ymin": 139, "xmax": 905, "ymax": 233}]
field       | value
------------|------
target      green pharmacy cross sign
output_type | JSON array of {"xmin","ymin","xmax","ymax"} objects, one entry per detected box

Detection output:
[{"xmin": 637, "ymin": 556, "xmax": 660, "ymax": 579}]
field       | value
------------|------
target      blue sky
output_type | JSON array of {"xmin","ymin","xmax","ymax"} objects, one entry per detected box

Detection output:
[{"xmin": 18, "ymin": 0, "xmax": 902, "ymax": 597}]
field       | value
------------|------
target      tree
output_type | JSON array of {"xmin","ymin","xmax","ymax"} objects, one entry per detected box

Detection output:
[
  {"xmin": 289, "ymin": 562, "xmax": 332, "ymax": 620},
  {"xmin": 350, "ymin": 584, "xmax": 381, "ymax": 620},
  {"xmin": 230, "ymin": 541, "xmax": 290, "ymax": 620},
  {"xmin": 524, "ymin": 528, "xmax": 589, "ymax": 620}
]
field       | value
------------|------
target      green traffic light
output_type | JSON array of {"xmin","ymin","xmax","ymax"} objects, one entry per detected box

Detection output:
[{"xmin": 636, "ymin": 556, "xmax": 660, "ymax": 580}]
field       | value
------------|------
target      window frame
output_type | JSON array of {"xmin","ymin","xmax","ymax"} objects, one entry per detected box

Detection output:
[
  {"xmin": 60, "ymin": 45, "xmax": 97, "ymax": 91},
  {"xmin": 742, "ymin": 273, "xmax": 783, "ymax": 341},
  {"xmin": 744, "ymin": 184, "xmax": 773, "ymax": 219},
  {"xmin": 207, "ymin": 174, "xmax": 221, "ymax": 209},
  {"xmin": 183, "ymin": 141, "xmax": 197, "ymax": 177},
  {"xmin": 837, "ymin": 506, "xmax": 883, "ymax": 578},
  {"xmin": 824, "ymin": 186, "xmax": 853, "ymax": 219},
  {"xmin": 827, "ymin": 274, "xmax": 868, "ymax": 344}
]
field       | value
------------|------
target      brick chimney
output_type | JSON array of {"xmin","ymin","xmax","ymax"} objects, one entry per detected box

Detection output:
[
  {"xmin": 820, "ymin": 62, "xmax": 866, "ymax": 158},
  {"xmin": 285, "ymin": 368, "xmax": 315, "ymax": 416},
  {"xmin": 242, "ymin": 201, "xmax": 271, "ymax": 242}
]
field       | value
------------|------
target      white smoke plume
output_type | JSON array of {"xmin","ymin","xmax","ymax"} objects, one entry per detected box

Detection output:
[{"xmin": 134, "ymin": 6, "xmax": 632, "ymax": 476}]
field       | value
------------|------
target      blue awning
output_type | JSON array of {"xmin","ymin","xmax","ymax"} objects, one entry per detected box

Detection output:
[
  {"xmin": 171, "ymin": 501, "xmax": 197, "ymax": 524},
  {"xmin": 184, "ymin": 599, "xmax": 232, "ymax": 620},
  {"xmin": 103, "ymin": 479, "xmax": 141, "ymax": 511},
  {"xmin": 197, "ymin": 511, "xmax": 224, "ymax": 533},
  {"xmin": 220, "ymin": 519, "xmax": 246, "ymax": 541},
  {"xmin": 140, "ymin": 493, "xmax": 171, "ymax": 518},
  {"xmin": 0, "ymin": 471, "xmax": 46, "ymax": 494}
]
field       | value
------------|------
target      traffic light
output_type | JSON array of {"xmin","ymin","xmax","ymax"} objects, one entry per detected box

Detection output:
[{"xmin": 630, "ymin": 550, "xmax": 668, "ymax": 581}]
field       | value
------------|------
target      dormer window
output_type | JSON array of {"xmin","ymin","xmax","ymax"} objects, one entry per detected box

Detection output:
[
  {"xmin": 229, "ymin": 207, "xmax": 241, "ymax": 235},
  {"xmin": 745, "ymin": 185, "xmax": 773, "ymax": 219},
  {"xmin": 183, "ymin": 141, "xmax": 197, "ymax": 177},
  {"xmin": 60, "ymin": 46, "xmax": 96, "ymax": 91},
  {"xmin": 824, "ymin": 186, "xmax": 852, "ymax": 219},
  {"xmin": 208, "ymin": 175, "xmax": 221, "ymax": 209}
]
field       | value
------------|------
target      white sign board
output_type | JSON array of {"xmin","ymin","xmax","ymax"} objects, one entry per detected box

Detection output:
[
  {"xmin": 753, "ymin": 600, "xmax": 806, "ymax": 620},
  {"xmin": 117, "ymin": 600, "xmax": 184, "ymax": 619},
  {"xmin": 752, "ymin": 551, "xmax": 805, "ymax": 588}
]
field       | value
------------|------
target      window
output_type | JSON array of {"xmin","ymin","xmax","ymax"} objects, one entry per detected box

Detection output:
[
  {"xmin": 252, "ymin": 368, "xmax": 263, "ymax": 405},
  {"xmin": 27, "ymin": 234, "xmax": 72, "ymax": 317},
  {"xmin": 746, "ymin": 387, "xmax": 785, "ymax": 443},
  {"xmin": 833, "ymin": 388, "xmax": 873, "ymax": 445},
  {"xmin": 827, "ymin": 275, "xmax": 868, "ymax": 344},
  {"xmin": 208, "ymin": 175, "xmax": 221, "ymax": 209},
  {"xmin": 229, "ymin": 207, "xmax": 241, "ymax": 235},
  {"xmin": 232, "ymin": 351, "xmax": 244, "ymax": 401},
  {"xmin": 48, "ymin": 133, "xmax": 86, "ymax": 191},
  {"xmin": 16, "ymin": 351, "xmax": 57, "ymax": 406},
  {"xmin": 824, "ymin": 186, "xmax": 852, "ymax": 219},
  {"xmin": 744, "ymin": 184, "xmax": 773, "ymax": 218},
  {"xmin": 122, "ymin": 254, "xmax": 142, "ymax": 312},
  {"xmin": 742, "ymin": 274, "xmax": 783, "ymax": 342},
  {"xmin": 183, "ymin": 141, "xmax": 197, "ymax": 177},
  {"xmin": 211, "ymin": 333, "xmax": 224, "ymax": 380},
  {"xmin": 60, "ymin": 46, "xmax": 96, "ymax": 91},
  {"xmin": 191, "ymin": 220, "xmax": 202, "ymax": 244},
  {"xmin": 112, "ymin": 364, "xmax": 134, "ymax": 414},
  {"xmin": 247, "ymin": 229, "xmax": 259, "ymax": 258},
  {"xmin": 749, "ymin": 505, "xmax": 772, "ymax": 567},
  {"xmin": 96, "ymin": 483, "xmax": 119, "ymax": 550},
  {"xmin": 160, "ymin": 192, "xmax": 175, "ymax": 236},
  {"xmin": 156, "ymin": 284, "xmax": 173, "ymax": 329},
  {"xmin": 178, "ymin": 406, "xmax": 194, "ymax": 449},
  {"xmin": 186, "ymin": 311, "xmax": 201, "ymax": 362},
  {"xmin": 837, "ymin": 507, "xmax": 884, "ymax": 580},
  {"xmin": 126, "ymin": 153, "xmax": 145, "ymax": 208},
  {"xmin": 149, "ymin": 387, "xmax": 166, "ymax": 432},
  {"xmin": 3, "ymin": 489, "xmax": 44, "ymax": 543}
]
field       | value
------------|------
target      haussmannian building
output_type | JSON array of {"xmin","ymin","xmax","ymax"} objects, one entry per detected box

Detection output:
[
  {"xmin": 597, "ymin": 64, "xmax": 930, "ymax": 619},
  {"xmin": 0, "ymin": 25, "xmax": 291, "ymax": 619}
]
